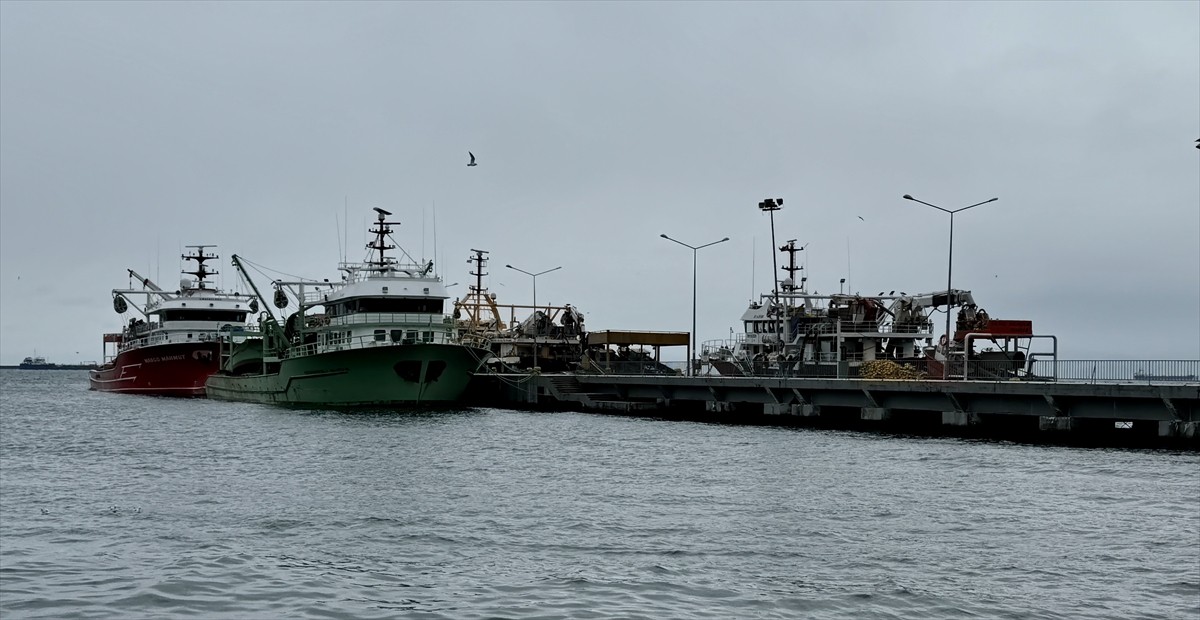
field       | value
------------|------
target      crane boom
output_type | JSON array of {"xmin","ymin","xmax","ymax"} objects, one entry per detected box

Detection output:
[
  {"xmin": 126, "ymin": 269, "xmax": 166, "ymax": 293},
  {"xmin": 230, "ymin": 255, "xmax": 276, "ymax": 321}
]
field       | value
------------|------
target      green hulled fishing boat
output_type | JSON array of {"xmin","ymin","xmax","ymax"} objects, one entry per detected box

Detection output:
[{"xmin": 205, "ymin": 207, "xmax": 490, "ymax": 406}]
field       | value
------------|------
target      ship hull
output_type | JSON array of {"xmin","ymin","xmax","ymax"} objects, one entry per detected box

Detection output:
[
  {"xmin": 205, "ymin": 343, "xmax": 489, "ymax": 406},
  {"xmin": 88, "ymin": 342, "xmax": 221, "ymax": 397}
]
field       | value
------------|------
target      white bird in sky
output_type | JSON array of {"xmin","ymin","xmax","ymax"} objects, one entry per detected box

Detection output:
[{"xmin": 468, "ymin": 151, "xmax": 477, "ymax": 167}]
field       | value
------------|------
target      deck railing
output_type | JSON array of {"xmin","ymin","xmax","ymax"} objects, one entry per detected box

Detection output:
[
  {"xmin": 324, "ymin": 313, "xmax": 453, "ymax": 328},
  {"xmin": 213, "ymin": 324, "xmax": 455, "ymax": 361},
  {"xmin": 281, "ymin": 329, "xmax": 456, "ymax": 360}
]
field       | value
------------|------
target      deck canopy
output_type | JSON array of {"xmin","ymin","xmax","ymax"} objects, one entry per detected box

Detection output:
[{"xmin": 588, "ymin": 330, "xmax": 690, "ymax": 347}]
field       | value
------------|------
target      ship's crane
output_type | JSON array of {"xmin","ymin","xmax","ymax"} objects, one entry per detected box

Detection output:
[
  {"xmin": 111, "ymin": 269, "xmax": 176, "ymax": 317},
  {"xmin": 126, "ymin": 269, "xmax": 168, "ymax": 294},
  {"xmin": 893, "ymin": 289, "xmax": 976, "ymax": 311}
]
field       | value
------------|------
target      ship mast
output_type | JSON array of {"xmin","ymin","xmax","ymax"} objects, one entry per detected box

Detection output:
[
  {"xmin": 468, "ymin": 248, "xmax": 487, "ymax": 324},
  {"xmin": 780, "ymin": 239, "xmax": 804, "ymax": 298},
  {"xmin": 182, "ymin": 245, "xmax": 218, "ymax": 290},
  {"xmin": 366, "ymin": 207, "xmax": 399, "ymax": 273},
  {"xmin": 455, "ymin": 249, "xmax": 505, "ymax": 330}
]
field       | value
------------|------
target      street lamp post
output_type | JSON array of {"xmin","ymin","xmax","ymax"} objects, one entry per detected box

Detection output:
[
  {"xmin": 902, "ymin": 194, "xmax": 998, "ymax": 379},
  {"xmin": 505, "ymin": 264, "xmax": 562, "ymax": 371},
  {"xmin": 660, "ymin": 234, "xmax": 730, "ymax": 377},
  {"xmin": 758, "ymin": 198, "xmax": 784, "ymax": 304}
]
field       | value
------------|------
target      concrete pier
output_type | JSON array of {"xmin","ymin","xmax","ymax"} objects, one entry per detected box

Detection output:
[{"xmin": 466, "ymin": 372, "xmax": 1200, "ymax": 448}]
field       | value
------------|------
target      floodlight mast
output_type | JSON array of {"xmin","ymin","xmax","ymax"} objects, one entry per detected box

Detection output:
[{"xmin": 758, "ymin": 198, "xmax": 784, "ymax": 352}]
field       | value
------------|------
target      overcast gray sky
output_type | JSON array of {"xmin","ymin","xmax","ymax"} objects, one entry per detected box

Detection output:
[{"xmin": 1, "ymin": 1, "xmax": 1197, "ymax": 365}]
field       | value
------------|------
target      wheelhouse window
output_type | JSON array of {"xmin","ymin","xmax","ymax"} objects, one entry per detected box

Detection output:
[
  {"xmin": 327, "ymin": 298, "xmax": 444, "ymax": 316},
  {"xmin": 161, "ymin": 310, "xmax": 247, "ymax": 323}
]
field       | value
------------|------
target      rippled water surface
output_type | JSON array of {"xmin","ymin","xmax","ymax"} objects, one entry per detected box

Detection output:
[{"xmin": 1, "ymin": 370, "xmax": 1197, "ymax": 619}]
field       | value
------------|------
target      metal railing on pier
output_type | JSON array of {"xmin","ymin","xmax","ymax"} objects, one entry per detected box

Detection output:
[
  {"xmin": 580, "ymin": 359, "xmax": 682, "ymax": 376},
  {"xmin": 1030, "ymin": 359, "xmax": 1200, "ymax": 385},
  {"xmin": 626, "ymin": 358, "xmax": 1200, "ymax": 384}
]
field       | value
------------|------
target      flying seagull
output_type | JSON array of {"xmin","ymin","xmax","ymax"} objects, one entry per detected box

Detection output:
[
  {"xmin": 857, "ymin": 216, "xmax": 865, "ymax": 221},
  {"xmin": 468, "ymin": 151, "xmax": 477, "ymax": 167}
]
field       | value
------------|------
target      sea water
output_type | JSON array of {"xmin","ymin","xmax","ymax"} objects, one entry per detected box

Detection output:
[{"xmin": 1, "ymin": 369, "xmax": 1197, "ymax": 619}]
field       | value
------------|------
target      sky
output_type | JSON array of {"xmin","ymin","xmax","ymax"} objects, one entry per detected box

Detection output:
[{"xmin": 1, "ymin": 1, "xmax": 1197, "ymax": 365}]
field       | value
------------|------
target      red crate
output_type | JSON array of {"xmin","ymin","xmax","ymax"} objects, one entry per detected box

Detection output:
[{"xmin": 982, "ymin": 319, "xmax": 1033, "ymax": 336}]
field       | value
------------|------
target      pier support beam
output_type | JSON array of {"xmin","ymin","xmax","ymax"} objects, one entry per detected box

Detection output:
[
  {"xmin": 763, "ymin": 403, "xmax": 789, "ymax": 416},
  {"xmin": 942, "ymin": 411, "xmax": 980, "ymax": 426},
  {"xmin": 764, "ymin": 403, "xmax": 820, "ymax": 417},
  {"xmin": 1159, "ymin": 420, "xmax": 1198, "ymax": 438},
  {"xmin": 861, "ymin": 407, "xmax": 891, "ymax": 421},
  {"xmin": 1039, "ymin": 416, "xmax": 1074, "ymax": 432}
]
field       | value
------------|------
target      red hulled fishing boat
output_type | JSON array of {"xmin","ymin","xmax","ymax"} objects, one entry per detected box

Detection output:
[{"xmin": 89, "ymin": 246, "xmax": 257, "ymax": 396}]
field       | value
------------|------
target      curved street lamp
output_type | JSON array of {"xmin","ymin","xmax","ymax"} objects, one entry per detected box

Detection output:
[
  {"xmin": 505, "ymin": 264, "xmax": 561, "ymax": 371},
  {"xmin": 660, "ymin": 234, "xmax": 730, "ymax": 377},
  {"xmin": 903, "ymin": 194, "xmax": 998, "ymax": 379}
]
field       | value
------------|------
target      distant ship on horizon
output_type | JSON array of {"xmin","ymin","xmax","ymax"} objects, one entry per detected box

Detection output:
[{"xmin": 11, "ymin": 356, "xmax": 98, "ymax": 370}]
